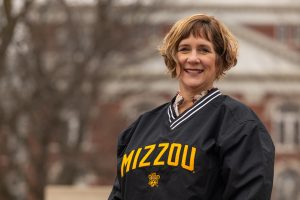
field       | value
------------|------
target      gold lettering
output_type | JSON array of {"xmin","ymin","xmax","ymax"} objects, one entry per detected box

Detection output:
[
  {"xmin": 181, "ymin": 145, "xmax": 196, "ymax": 171},
  {"xmin": 121, "ymin": 150, "xmax": 135, "ymax": 177},
  {"xmin": 120, "ymin": 143, "xmax": 197, "ymax": 176},
  {"xmin": 167, "ymin": 143, "xmax": 182, "ymax": 166},
  {"xmin": 132, "ymin": 148, "xmax": 142, "ymax": 170},
  {"xmin": 139, "ymin": 144, "xmax": 156, "ymax": 168},
  {"xmin": 153, "ymin": 143, "xmax": 169, "ymax": 166}
]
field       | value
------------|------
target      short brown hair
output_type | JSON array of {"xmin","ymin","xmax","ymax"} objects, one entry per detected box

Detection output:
[{"xmin": 159, "ymin": 14, "xmax": 238, "ymax": 79}]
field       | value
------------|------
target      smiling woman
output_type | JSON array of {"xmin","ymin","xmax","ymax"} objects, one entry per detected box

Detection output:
[
  {"xmin": 108, "ymin": 14, "xmax": 275, "ymax": 200},
  {"xmin": 175, "ymin": 35, "xmax": 217, "ymax": 112}
]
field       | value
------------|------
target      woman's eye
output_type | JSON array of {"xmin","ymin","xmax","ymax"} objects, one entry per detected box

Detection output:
[
  {"xmin": 199, "ymin": 48, "xmax": 210, "ymax": 53},
  {"xmin": 178, "ymin": 47, "xmax": 189, "ymax": 52}
]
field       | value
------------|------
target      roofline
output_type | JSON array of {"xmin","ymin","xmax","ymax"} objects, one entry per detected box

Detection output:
[{"xmin": 230, "ymin": 25, "xmax": 300, "ymax": 64}]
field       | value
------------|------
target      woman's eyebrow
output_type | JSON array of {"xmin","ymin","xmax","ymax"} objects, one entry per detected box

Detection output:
[
  {"xmin": 197, "ymin": 44, "xmax": 212, "ymax": 48},
  {"xmin": 178, "ymin": 43, "xmax": 190, "ymax": 46}
]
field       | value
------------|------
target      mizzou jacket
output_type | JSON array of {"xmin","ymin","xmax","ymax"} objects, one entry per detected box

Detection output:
[{"xmin": 108, "ymin": 88, "xmax": 275, "ymax": 200}]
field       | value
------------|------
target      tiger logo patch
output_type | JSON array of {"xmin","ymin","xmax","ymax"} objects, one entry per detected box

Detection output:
[{"xmin": 148, "ymin": 172, "xmax": 160, "ymax": 187}]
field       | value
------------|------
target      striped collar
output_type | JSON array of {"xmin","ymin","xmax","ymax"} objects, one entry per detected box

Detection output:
[
  {"xmin": 167, "ymin": 88, "xmax": 222, "ymax": 130},
  {"xmin": 173, "ymin": 90, "xmax": 209, "ymax": 116}
]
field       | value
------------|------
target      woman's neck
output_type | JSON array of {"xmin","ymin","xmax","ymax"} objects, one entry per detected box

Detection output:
[
  {"xmin": 177, "ymin": 86, "xmax": 213, "ymax": 114},
  {"xmin": 179, "ymin": 86, "xmax": 212, "ymax": 101}
]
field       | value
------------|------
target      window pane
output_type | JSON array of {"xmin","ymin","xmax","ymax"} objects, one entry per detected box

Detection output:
[
  {"xmin": 279, "ymin": 103, "xmax": 299, "ymax": 113},
  {"xmin": 295, "ymin": 26, "xmax": 300, "ymax": 46},
  {"xmin": 295, "ymin": 120, "xmax": 299, "ymax": 145},
  {"xmin": 279, "ymin": 121, "xmax": 285, "ymax": 144},
  {"xmin": 276, "ymin": 25, "xmax": 286, "ymax": 43}
]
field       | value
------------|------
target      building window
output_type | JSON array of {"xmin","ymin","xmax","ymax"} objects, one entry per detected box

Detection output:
[
  {"xmin": 272, "ymin": 102, "xmax": 300, "ymax": 151},
  {"xmin": 294, "ymin": 26, "xmax": 300, "ymax": 47},
  {"xmin": 276, "ymin": 169, "xmax": 300, "ymax": 200},
  {"xmin": 275, "ymin": 25, "xmax": 286, "ymax": 43},
  {"xmin": 276, "ymin": 25, "xmax": 300, "ymax": 50}
]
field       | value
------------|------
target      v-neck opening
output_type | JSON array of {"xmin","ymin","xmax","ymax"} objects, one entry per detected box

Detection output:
[{"xmin": 167, "ymin": 88, "xmax": 222, "ymax": 130}]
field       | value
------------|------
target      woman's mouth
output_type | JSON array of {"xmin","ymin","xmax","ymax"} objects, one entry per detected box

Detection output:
[{"xmin": 184, "ymin": 68, "xmax": 204, "ymax": 74}]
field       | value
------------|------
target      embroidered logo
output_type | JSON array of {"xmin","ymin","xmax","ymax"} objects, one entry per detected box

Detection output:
[{"xmin": 148, "ymin": 172, "xmax": 160, "ymax": 187}]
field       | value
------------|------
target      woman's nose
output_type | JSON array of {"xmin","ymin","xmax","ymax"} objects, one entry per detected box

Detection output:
[{"xmin": 187, "ymin": 51, "xmax": 200, "ymax": 64}]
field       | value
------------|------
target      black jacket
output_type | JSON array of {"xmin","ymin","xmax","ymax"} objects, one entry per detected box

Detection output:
[{"xmin": 108, "ymin": 89, "xmax": 275, "ymax": 200}]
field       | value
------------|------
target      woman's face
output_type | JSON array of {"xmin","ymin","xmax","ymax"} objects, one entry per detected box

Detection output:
[{"xmin": 176, "ymin": 34, "xmax": 217, "ymax": 94}]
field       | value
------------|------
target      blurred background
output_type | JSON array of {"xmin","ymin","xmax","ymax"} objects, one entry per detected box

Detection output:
[{"xmin": 0, "ymin": 0, "xmax": 300, "ymax": 200}]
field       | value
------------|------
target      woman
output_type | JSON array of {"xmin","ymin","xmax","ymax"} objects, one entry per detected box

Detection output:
[{"xmin": 108, "ymin": 14, "xmax": 275, "ymax": 200}]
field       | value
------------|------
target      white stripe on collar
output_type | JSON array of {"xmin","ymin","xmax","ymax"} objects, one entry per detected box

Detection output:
[
  {"xmin": 168, "ymin": 89, "xmax": 221, "ymax": 130},
  {"xmin": 168, "ymin": 106, "xmax": 175, "ymax": 121}
]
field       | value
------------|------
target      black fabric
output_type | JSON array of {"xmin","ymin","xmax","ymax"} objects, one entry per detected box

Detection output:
[{"xmin": 108, "ymin": 90, "xmax": 275, "ymax": 200}]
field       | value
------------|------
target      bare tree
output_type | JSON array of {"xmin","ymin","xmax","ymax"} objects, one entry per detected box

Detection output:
[{"xmin": 0, "ymin": 0, "xmax": 158, "ymax": 199}]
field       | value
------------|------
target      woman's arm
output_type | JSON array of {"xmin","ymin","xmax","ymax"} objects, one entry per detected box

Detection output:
[
  {"xmin": 107, "ymin": 116, "xmax": 142, "ymax": 200},
  {"xmin": 219, "ymin": 121, "xmax": 275, "ymax": 200},
  {"xmin": 108, "ymin": 177, "xmax": 122, "ymax": 200}
]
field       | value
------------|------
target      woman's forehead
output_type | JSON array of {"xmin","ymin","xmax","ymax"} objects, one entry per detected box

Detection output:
[
  {"xmin": 180, "ymin": 25, "xmax": 213, "ymax": 43},
  {"xmin": 179, "ymin": 34, "xmax": 213, "ymax": 46}
]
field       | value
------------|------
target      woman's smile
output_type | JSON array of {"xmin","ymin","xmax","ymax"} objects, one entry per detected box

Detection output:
[{"xmin": 183, "ymin": 68, "xmax": 204, "ymax": 75}]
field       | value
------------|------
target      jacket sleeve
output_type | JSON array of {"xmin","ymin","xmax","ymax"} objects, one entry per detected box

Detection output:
[
  {"xmin": 107, "ymin": 116, "xmax": 142, "ymax": 200},
  {"xmin": 219, "ymin": 120, "xmax": 275, "ymax": 200},
  {"xmin": 108, "ymin": 177, "xmax": 122, "ymax": 200}
]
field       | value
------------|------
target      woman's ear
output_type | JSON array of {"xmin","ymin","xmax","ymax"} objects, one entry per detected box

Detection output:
[{"xmin": 175, "ymin": 64, "xmax": 181, "ymax": 79}]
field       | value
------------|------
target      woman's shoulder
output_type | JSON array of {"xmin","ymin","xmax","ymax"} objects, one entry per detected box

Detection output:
[
  {"xmin": 117, "ymin": 102, "xmax": 169, "ymax": 145},
  {"xmin": 219, "ymin": 95, "xmax": 261, "ymax": 124},
  {"xmin": 217, "ymin": 95, "xmax": 272, "ymax": 146},
  {"xmin": 221, "ymin": 95, "xmax": 250, "ymax": 110}
]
